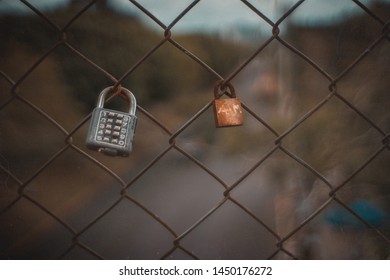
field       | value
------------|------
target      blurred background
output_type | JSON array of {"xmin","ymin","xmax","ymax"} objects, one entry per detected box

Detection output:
[{"xmin": 0, "ymin": 0, "xmax": 389, "ymax": 259}]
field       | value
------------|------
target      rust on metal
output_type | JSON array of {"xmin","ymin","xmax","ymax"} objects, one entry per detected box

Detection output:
[{"xmin": 213, "ymin": 81, "xmax": 243, "ymax": 127}]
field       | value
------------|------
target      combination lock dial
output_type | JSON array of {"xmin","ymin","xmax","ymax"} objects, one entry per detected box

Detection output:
[{"xmin": 86, "ymin": 86, "xmax": 137, "ymax": 157}]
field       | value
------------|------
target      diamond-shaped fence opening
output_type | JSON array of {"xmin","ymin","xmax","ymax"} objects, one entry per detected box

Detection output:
[{"xmin": 0, "ymin": 0, "xmax": 389, "ymax": 260}]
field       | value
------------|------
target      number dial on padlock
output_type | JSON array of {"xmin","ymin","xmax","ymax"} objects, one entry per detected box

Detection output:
[
  {"xmin": 86, "ymin": 86, "xmax": 137, "ymax": 157},
  {"xmin": 213, "ymin": 82, "xmax": 243, "ymax": 127}
]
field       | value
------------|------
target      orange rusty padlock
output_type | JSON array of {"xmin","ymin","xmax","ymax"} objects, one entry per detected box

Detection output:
[{"xmin": 213, "ymin": 81, "xmax": 243, "ymax": 127}]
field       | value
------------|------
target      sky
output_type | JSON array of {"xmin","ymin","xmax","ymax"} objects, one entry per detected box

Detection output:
[{"xmin": 0, "ymin": 0, "xmax": 389, "ymax": 34}]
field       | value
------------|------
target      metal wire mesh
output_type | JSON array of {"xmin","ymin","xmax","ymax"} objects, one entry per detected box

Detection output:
[{"xmin": 1, "ymin": 0, "xmax": 389, "ymax": 259}]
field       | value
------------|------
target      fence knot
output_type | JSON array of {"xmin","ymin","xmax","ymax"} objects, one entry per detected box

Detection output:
[
  {"xmin": 383, "ymin": 21, "xmax": 390, "ymax": 34},
  {"xmin": 328, "ymin": 82, "xmax": 337, "ymax": 92},
  {"xmin": 382, "ymin": 133, "xmax": 390, "ymax": 146},
  {"xmin": 328, "ymin": 190, "xmax": 337, "ymax": 199},
  {"xmin": 169, "ymin": 137, "xmax": 176, "ymax": 145},
  {"xmin": 274, "ymin": 137, "xmax": 282, "ymax": 146},
  {"xmin": 72, "ymin": 236, "xmax": 80, "ymax": 244},
  {"xmin": 173, "ymin": 239, "xmax": 180, "ymax": 246},
  {"xmin": 120, "ymin": 188, "xmax": 129, "ymax": 197},
  {"xmin": 164, "ymin": 29, "xmax": 172, "ymax": 39},
  {"xmin": 10, "ymin": 85, "xmax": 20, "ymax": 95},
  {"xmin": 65, "ymin": 136, "xmax": 73, "ymax": 145},
  {"xmin": 275, "ymin": 240, "xmax": 284, "ymax": 250},
  {"xmin": 272, "ymin": 26, "xmax": 280, "ymax": 36},
  {"xmin": 58, "ymin": 31, "xmax": 67, "ymax": 42}
]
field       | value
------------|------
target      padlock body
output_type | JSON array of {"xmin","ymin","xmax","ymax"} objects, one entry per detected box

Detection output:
[
  {"xmin": 86, "ymin": 107, "xmax": 137, "ymax": 156},
  {"xmin": 213, "ymin": 98, "xmax": 243, "ymax": 127}
]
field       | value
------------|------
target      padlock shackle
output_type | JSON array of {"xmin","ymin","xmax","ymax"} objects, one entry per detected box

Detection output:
[
  {"xmin": 97, "ymin": 86, "xmax": 137, "ymax": 115},
  {"xmin": 214, "ymin": 80, "xmax": 236, "ymax": 99}
]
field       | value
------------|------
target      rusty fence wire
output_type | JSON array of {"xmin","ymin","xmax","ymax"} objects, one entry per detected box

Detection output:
[{"xmin": 0, "ymin": 0, "xmax": 389, "ymax": 259}]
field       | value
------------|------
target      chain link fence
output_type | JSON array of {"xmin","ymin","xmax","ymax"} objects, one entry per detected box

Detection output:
[{"xmin": 1, "ymin": 0, "xmax": 389, "ymax": 259}]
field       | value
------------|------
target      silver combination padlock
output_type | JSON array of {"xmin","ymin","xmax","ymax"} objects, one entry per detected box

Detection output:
[{"xmin": 86, "ymin": 86, "xmax": 137, "ymax": 157}]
